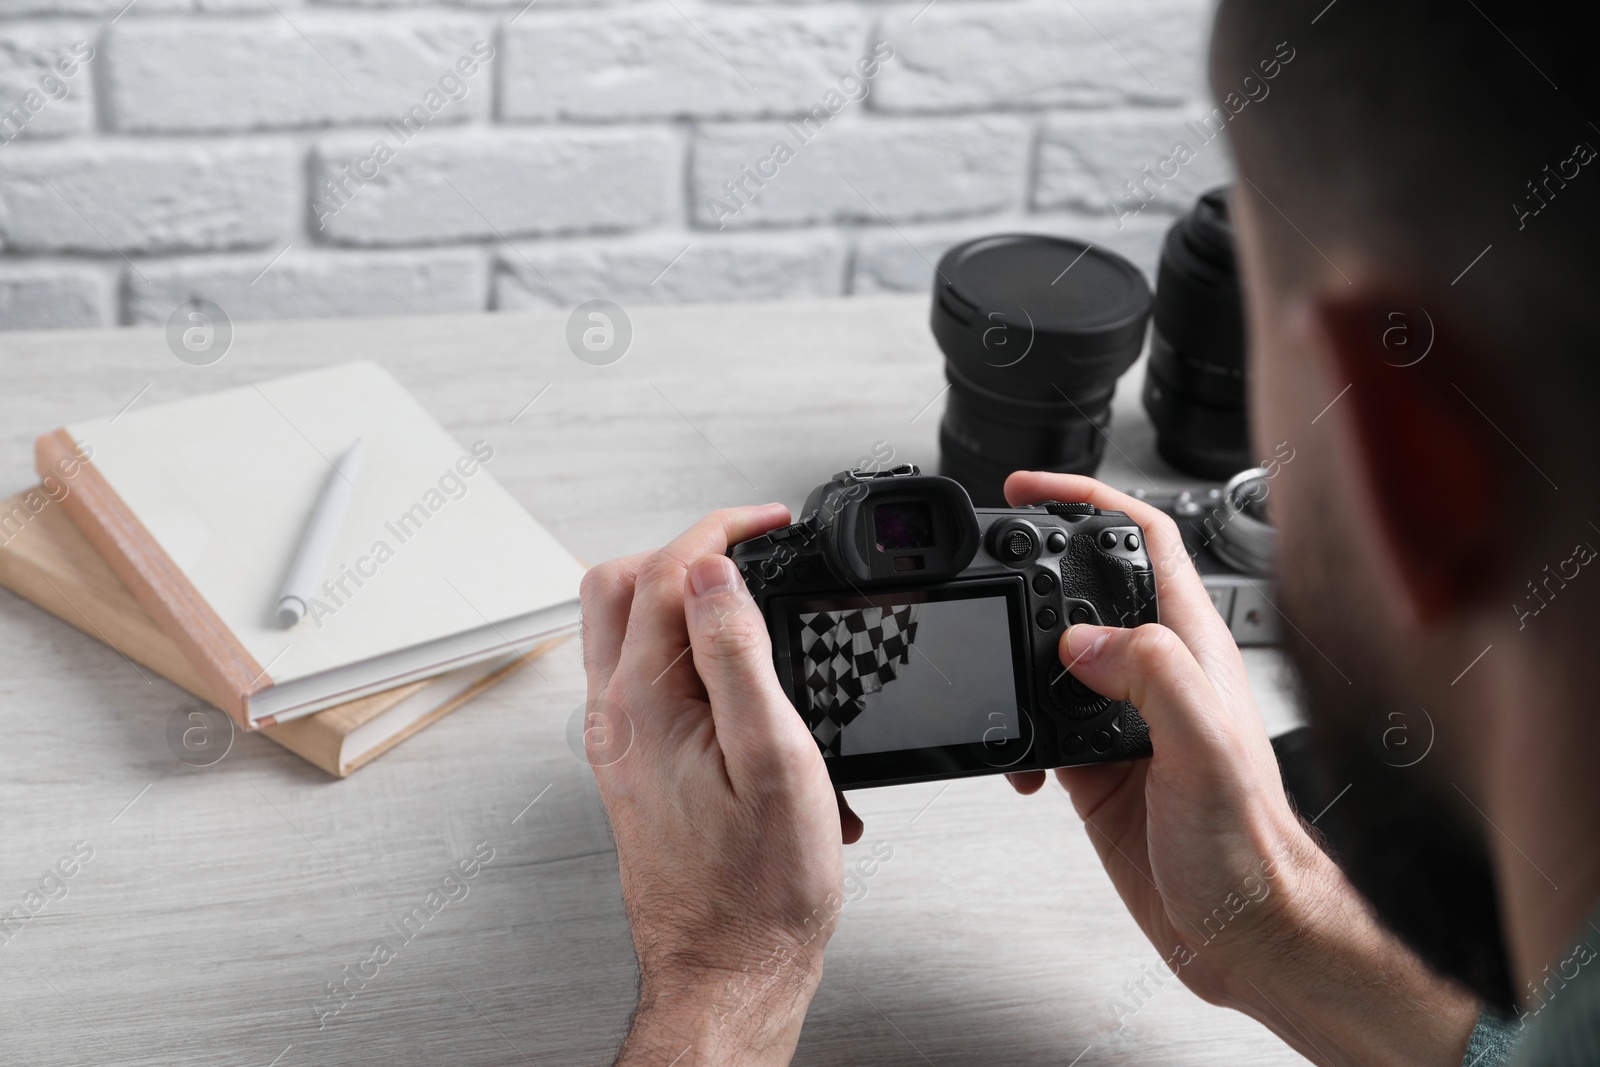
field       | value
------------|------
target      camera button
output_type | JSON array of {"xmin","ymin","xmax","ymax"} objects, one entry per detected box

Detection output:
[
  {"xmin": 1035, "ymin": 607, "xmax": 1059, "ymax": 630},
  {"xmin": 1031, "ymin": 571, "xmax": 1055, "ymax": 595},
  {"xmin": 1097, "ymin": 529, "xmax": 1120, "ymax": 550},
  {"xmin": 794, "ymin": 561, "xmax": 814, "ymax": 583},
  {"xmin": 1068, "ymin": 606, "xmax": 1093, "ymax": 626},
  {"xmin": 1090, "ymin": 729, "xmax": 1113, "ymax": 753},
  {"xmin": 1063, "ymin": 733, "xmax": 1086, "ymax": 756},
  {"xmin": 1134, "ymin": 573, "xmax": 1157, "ymax": 621},
  {"xmin": 988, "ymin": 518, "xmax": 1042, "ymax": 566},
  {"xmin": 1124, "ymin": 532, "xmax": 1141, "ymax": 551},
  {"xmin": 1045, "ymin": 530, "xmax": 1067, "ymax": 553}
]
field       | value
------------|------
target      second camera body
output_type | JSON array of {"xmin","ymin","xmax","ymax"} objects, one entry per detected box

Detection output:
[
  {"xmin": 728, "ymin": 465, "xmax": 1158, "ymax": 789},
  {"xmin": 1133, "ymin": 465, "xmax": 1283, "ymax": 646}
]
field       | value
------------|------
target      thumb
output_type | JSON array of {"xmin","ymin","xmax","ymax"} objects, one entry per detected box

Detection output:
[
  {"xmin": 684, "ymin": 554, "xmax": 817, "ymax": 776},
  {"xmin": 1059, "ymin": 623, "xmax": 1223, "ymax": 752}
]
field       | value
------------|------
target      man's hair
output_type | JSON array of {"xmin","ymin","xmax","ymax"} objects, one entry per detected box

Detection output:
[{"xmin": 1210, "ymin": 0, "xmax": 1598, "ymax": 483}]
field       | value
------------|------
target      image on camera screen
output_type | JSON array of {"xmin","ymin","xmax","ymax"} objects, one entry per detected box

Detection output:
[{"xmin": 791, "ymin": 590, "xmax": 1019, "ymax": 757}]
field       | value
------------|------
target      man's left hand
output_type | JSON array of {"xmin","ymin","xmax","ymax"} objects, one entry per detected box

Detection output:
[{"xmin": 580, "ymin": 505, "xmax": 861, "ymax": 1067}]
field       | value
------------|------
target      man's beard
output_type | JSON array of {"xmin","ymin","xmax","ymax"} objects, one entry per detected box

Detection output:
[{"xmin": 1275, "ymin": 492, "xmax": 1518, "ymax": 1016}]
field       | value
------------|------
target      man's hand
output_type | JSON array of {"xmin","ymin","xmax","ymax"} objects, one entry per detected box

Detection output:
[
  {"xmin": 580, "ymin": 505, "xmax": 858, "ymax": 1067},
  {"xmin": 1003, "ymin": 471, "xmax": 1482, "ymax": 1067}
]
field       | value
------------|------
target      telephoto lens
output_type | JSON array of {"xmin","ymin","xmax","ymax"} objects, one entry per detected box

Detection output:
[
  {"xmin": 931, "ymin": 234, "xmax": 1152, "ymax": 506},
  {"xmin": 1142, "ymin": 186, "xmax": 1251, "ymax": 479}
]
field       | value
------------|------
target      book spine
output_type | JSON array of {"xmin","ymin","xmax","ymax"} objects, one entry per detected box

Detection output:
[{"xmin": 34, "ymin": 428, "xmax": 268, "ymax": 730}]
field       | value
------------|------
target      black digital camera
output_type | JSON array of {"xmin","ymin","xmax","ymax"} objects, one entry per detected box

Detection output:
[{"xmin": 728, "ymin": 465, "xmax": 1158, "ymax": 789}]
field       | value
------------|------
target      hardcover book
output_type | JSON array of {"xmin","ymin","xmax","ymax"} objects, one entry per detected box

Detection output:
[{"xmin": 33, "ymin": 361, "xmax": 585, "ymax": 729}]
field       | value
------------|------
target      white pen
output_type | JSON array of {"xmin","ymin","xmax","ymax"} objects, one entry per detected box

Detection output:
[{"xmin": 276, "ymin": 439, "xmax": 364, "ymax": 627}]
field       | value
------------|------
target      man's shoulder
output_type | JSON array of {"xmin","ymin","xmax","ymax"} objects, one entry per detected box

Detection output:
[{"xmin": 1510, "ymin": 928, "xmax": 1600, "ymax": 1067}]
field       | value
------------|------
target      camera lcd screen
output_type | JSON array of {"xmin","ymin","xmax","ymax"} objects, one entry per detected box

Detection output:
[
  {"xmin": 873, "ymin": 501, "xmax": 935, "ymax": 551},
  {"xmin": 784, "ymin": 587, "xmax": 1021, "ymax": 758}
]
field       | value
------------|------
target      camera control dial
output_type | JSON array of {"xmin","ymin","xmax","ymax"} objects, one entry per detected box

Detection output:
[{"xmin": 1047, "ymin": 665, "xmax": 1113, "ymax": 720}]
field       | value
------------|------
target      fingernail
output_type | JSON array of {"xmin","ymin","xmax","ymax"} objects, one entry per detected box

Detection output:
[
  {"xmin": 1065, "ymin": 624, "xmax": 1109, "ymax": 665},
  {"xmin": 690, "ymin": 555, "xmax": 740, "ymax": 598}
]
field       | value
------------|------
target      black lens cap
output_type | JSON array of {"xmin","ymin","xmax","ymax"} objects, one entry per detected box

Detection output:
[
  {"xmin": 1169, "ymin": 186, "xmax": 1236, "ymax": 278},
  {"xmin": 931, "ymin": 234, "xmax": 1152, "ymax": 399}
]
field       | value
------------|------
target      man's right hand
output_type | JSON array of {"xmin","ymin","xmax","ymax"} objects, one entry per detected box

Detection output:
[{"xmin": 1002, "ymin": 471, "xmax": 1483, "ymax": 1067}]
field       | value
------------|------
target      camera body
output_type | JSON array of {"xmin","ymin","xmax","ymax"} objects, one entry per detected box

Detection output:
[
  {"xmin": 728, "ymin": 465, "xmax": 1157, "ymax": 789},
  {"xmin": 1132, "ymin": 473, "xmax": 1279, "ymax": 646}
]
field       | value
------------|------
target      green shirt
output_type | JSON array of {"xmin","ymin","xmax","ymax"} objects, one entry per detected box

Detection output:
[{"xmin": 1463, "ymin": 915, "xmax": 1600, "ymax": 1066}]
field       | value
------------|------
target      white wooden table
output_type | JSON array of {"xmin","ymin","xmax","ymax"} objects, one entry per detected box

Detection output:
[{"xmin": 0, "ymin": 296, "xmax": 1306, "ymax": 1066}]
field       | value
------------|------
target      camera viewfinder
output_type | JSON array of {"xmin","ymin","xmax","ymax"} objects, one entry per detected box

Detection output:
[{"xmin": 874, "ymin": 501, "xmax": 935, "ymax": 551}]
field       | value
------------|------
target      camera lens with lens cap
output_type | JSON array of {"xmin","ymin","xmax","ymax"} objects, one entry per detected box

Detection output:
[
  {"xmin": 1143, "ymin": 186, "xmax": 1251, "ymax": 479},
  {"xmin": 932, "ymin": 235, "xmax": 1152, "ymax": 506}
]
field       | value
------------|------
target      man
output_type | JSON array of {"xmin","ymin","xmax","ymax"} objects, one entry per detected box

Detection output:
[{"xmin": 577, "ymin": 0, "xmax": 1598, "ymax": 1063}]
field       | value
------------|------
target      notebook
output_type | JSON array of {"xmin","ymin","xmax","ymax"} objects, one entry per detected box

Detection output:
[
  {"xmin": 33, "ymin": 361, "xmax": 586, "ymax": 729},
  {"xmin": 0, "ymin": 486, "xmax": 561, "ymax": 776}
]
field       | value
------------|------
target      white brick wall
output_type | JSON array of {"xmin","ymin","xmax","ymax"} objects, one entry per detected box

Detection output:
[
  {"xmin": 103, "ymin": 17, "xmax": 493, "ymax": 131},
  {"xmin": 0, "ymin": 0, "xmax": 1231, "ymax": 331},
  {"xmin": 0, "ymin": 140, "xmax": 295, "ymax": 251}
]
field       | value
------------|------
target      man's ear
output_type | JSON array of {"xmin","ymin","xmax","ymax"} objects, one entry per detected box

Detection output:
[{"xmin": 1298, "ymin": 295, "xmax": 1499, "ymax": 627}]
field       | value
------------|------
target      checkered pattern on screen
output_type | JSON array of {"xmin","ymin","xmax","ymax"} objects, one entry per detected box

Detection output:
[{"xmin": 798, "ymin": 605, "xmax": 921, "ymax": 755}]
